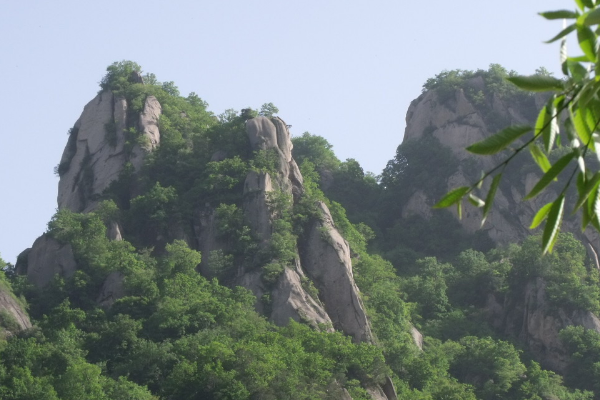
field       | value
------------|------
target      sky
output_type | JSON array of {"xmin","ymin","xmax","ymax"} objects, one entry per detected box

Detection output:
[{"xmin": 0, "ymin": 0, "xmax": 572, "ymax": 263}]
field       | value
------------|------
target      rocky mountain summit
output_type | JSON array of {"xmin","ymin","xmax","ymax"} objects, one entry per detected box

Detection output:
[
  {"xmin": 397, "ymin": 72, "xmax": 600, "ymax": 374},
  {"xmin": 15, "ymin": 76, "xmax": 399, "ymax": 399}
]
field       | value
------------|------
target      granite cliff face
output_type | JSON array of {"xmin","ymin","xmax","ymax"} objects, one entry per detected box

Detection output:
[
  {"xmin": 402, "ymin": 83, "xmax": 599, "ymax": 249},
  {"xmin": 401, "ymin": 81, "xmax": 600, "ymax": 371}
]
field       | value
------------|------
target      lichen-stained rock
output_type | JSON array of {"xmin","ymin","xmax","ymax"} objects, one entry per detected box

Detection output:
[
  {"xmin": 486, "ymin": 277, "xmax": 600, "ymax": 373},
  {"xmin": 270, "ymin": 263, "xmax": 333, "ymax": 329},
  {"xmin": 301, "ymin": 201, "xmax": 374, "ymax": 343},
  {"xmin": 0, "ymin": 283, "xmax": 31, "ymax": 336},
  {"xmin": 16, "ymin": 234, "xmax": 76, "ymax": 288},
  {"xmin": 57, "ymin": 91, "xmax": 161, "ymax": 213}
]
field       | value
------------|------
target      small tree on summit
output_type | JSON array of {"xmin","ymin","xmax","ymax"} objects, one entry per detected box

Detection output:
[{"xmin": 259, "ymin": 102, "xmax": 279, "ymax": 118}]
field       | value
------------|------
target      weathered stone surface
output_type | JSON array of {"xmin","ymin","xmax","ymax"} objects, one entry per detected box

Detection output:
[
  {"xmin": 486, "ymin": 277, "xmax": 600, "ymax": 373},
  {"xmin": 243, "ymin": 171, "xmax": 274, "ymax": 245},
  {"xmin": 97, "ymin": 271, "xmax": 125, "ymax": 307},
  {"xmin": 410, "ymin": 325, "xmax": 424, "ymax": 350},
  {"xmin": 57, "ymin": 92, "xmax": 128, "ymax": 212},
  {"xmin": 0, "ymin": 284, "xmax": 31, "ymax": 334},
  {"xmin": 365, "ymin": 385, "xmax": 389, "ymax": 400},
  {"xmin": 301, "ymin": 201, "xmax": 373, "ymax": 343},
  {"xmin": 131, "ymin": 95, "xmax": 161, "ymax": 171},
  {"xmin": 57, "ymin": 91, "xmax": 161, "ymax": 213},
  {"xmin": 234, "ymin": 270, "xmax": 266, "ymax": 315},
  {"xmin": 246, "ymin": 116, "xmax": 278, "ymax": 151},
  {"xmin": 270, "ymin": 265, "xmax": 333, "ymax": 329},
  {"xmin": 271, "ymin": 116, "xmax": 293, "ymax": 162},
  {"xmin": 16, "ymin": 234, "xmax": 77, "ymax": 288},
  {"xmin": 401, "ymin": 86, "xmax": 600, "ymax": 252},
  {"xmin": 107, "ymin": 221, "xmax": 123, "ymax": 241}
]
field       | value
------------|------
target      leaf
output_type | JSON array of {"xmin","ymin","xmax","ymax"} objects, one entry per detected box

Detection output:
[
  {"xmin": 573, "ymin": 172, "xmax": 600, "ymax": 212},
  {"xmin": 574, "ymin": 0, "xmax": 585, "ymax": 11},
  {"xmin": 468, "ymin": 193, "xmax": 485, "ymax": 208},
  {"xmin": 482, "ymin": 174, "xmax": 502, "ymax": 226},
  {"xmin": 540, "ymin": 10, "xmax": 579, "ymax": 19},
  {"xmin": 534, "ymin": 103, "xmax": 555, "ymax": 153},
  {"xmin": 567, "ymin": 60, "xmax": 588, "ymax": 81},
  {"xmin": 543, "ymin": 100, "xmax": 559, "ymax": 152},
  {"xmin": 457, "ymin": 201, "xmax": 463, "ymax": 220},
  {"xmin": 572, "ymin": 107, "xmax": 594, "ymax": 146},
  {"xmin": 584, "ymin": 7, "xmax": 600, "ymax": 25},
  {"xmin": 576, "ymin": 81, "xmax": 599, "ymax": 107},
  {"xmin": 530, "ymin": 202, "xmax": 553, "ymax": 229},
  {"xmin": 466, "ymin": 125, "xmax": 532, "ymax": 155},
  {"xmin": 561, "ymin": 40, "xmax": 569, "ymax": 75},
  {"xmin": 542, "ymin": 195, "xmax": 565, "ymax": 254},
  {"xmin": 577, "ymin": 25, "xmax": 597, "ymax": 62},
  {"xmin": 434, "ymin": 186, "xmax": 469, "ymax": 208},
  {"xmin": 581, "ymin": 0, "xmax": 594, "ymax": 9},
  {"xmin": 507, "ymin": 75, "xmax": 565, "ymax": 92},
  {"xmin": 525, "ymin": 152, "xmax": 576, "ymax": 199},
  {"xmin": 545, "ymin": 23, "xmax": 576, "ymax": 43},
  {"xmin": 528, "ymin": 143, "xmax": 552, "ymax": 173}
]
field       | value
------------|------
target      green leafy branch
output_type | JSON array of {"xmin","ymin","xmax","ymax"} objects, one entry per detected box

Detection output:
[{"xmin": 435, "ymin": 0, "xmax": 600, "ymax": 253}]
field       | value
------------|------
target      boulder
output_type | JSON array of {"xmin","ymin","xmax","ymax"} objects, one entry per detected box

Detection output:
[{"xmin": 16, "ymin": 234, "xmax": 77, "ymax": 288}]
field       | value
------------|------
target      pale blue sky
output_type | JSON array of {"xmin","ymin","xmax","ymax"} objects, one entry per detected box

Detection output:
[{"xmin": 0, "ymin": 0, "xmax": 569, "ymax": 263}]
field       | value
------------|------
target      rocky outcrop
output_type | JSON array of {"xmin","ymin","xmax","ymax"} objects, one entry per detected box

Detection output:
[
  {"xmin": 96, "ymin": 271, "xmax": 125, "ymax": 307},
  {"xmin": 16, "ymin": 234, "xmax": 76, "ymax": 288},
  {"xmin": 238, "ymin": 116, "xmax": 334, "ymax": 328},
  {"xmin": 270, "ymin": 264, "xmax": 333, "ymax": 329},
  {"xmin": 0, "ymin": 283, "xmax": 31, "ymax": 336},
  {"xmin": 402, "ymin": 86, "xmax": 600, "ymax": 250},
  {"xmin": 486, "ymin": 277, "xmax": 600, "ymax": 373},
  {"xmin": 301, "ymin": 201, "xmax": 374, "ymax": 343},
  {"xmin": 57, "ymin": 91, "xmax": 161, "ymax": 213}
]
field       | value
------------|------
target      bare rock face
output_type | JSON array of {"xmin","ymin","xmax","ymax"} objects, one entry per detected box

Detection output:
[
  {"xmin": 239, "ymin": 116, "xmax": 333, "ymax": 328},
  {"xmin": 301, "ymin": 201, "xmax": 374, "ymax": 343},
  {"xmin": 97, "ymin": 271, "xmax": 125, "ymax": 307},
  {"xmin": 0, "ymin": 283, "xmax": 32, "ymax": 336},
  {"xmin": 130, "ymin": 96, "xmax": 162, "ymax": 171},
  {"xmin": 270, "ymin": 263, "xmax": 333, "ymax": 329},
  {"xmin": 402, "ymin": 87, "xmax": 600, "ymax": 250},
  {"xmin": 243, "ymin": 171, "xmax": 274, "ymax": 245},
  {"xmin": 57, "ymin": 91, "xmax": 161, "ymax": 213},
  {"xmin": 16, "ymin": 234, "xmax": 77, "ymax": 288},
  {"xmin": 486, "ymin": 277, "xmax": 600, "ymax": 373}
]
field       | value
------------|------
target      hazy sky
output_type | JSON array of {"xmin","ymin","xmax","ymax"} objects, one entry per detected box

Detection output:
[{"xmin": 0, "ymin": 0, "xmax": 571, "ymax": 263}]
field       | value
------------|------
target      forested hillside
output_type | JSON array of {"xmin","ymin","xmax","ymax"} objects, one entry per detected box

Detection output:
[{"xmin": 1, "ymin": 62, "xmax": 600, "ymax": 400}]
